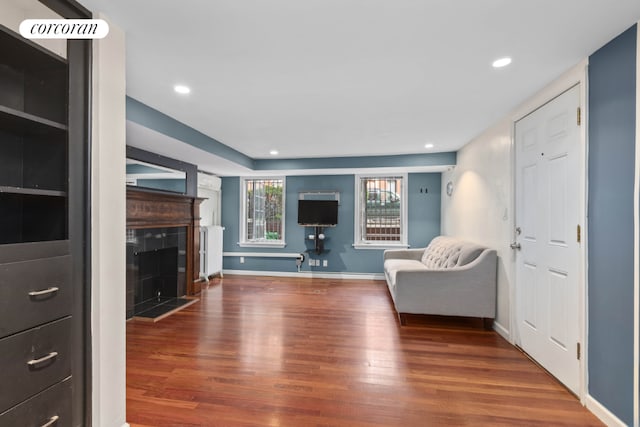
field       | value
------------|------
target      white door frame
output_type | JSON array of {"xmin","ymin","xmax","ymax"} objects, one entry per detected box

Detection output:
[
  {"xmin": 508, "ymin": 61, "xmax": 588, "ymax": 402},
  {"xmin": 634, "ymin": 22, "xmax": 640, "ymax": 427}
]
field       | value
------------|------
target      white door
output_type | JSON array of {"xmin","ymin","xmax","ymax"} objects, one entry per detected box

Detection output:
[{"xmin": 514, "ymin": 85, "xmax": 582, "ymax": 394}]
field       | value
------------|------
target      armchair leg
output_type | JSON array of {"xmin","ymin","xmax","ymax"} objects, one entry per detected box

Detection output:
[
  {"xmin": 482, "ymin": 318, "xmax": 494, "ymax": 331},
  {"xmin": 398, "ymin": 313, "xmax": 407, "ymax": 326}
]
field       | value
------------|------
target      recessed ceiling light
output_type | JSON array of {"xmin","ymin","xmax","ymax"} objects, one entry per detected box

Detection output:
[
  {"xmin": 424, "ymin": 143, "xmax": 434, "ymax": 149},
  {"xmin": 174, "ymin": 84, "xmax": 191, "ymax": 94},
  {"xmin": 492, "ymin": 57, "xmax": 512, "ymax": 68},
  {"xmin": 270, "ymin": 150, "xmax": 279, "ymax": 156}
]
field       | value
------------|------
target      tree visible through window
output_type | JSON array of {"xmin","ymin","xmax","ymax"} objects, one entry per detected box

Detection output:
[
  {"xmin": 242, "ymin": 178, "xmax": 285, "ymax": 245},
  {"xmin": 355, "ymin": 175, "xmax": 406, "ymax": 245}
]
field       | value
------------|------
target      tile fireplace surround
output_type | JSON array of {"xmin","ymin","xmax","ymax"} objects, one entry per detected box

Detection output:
[
  {"xmin": 125, "ymin": 188, "xmax": 203, "ymax": 319},
  {"xmin": 125, "ymin": 227, "xmax": 186, "ymax": 318}
]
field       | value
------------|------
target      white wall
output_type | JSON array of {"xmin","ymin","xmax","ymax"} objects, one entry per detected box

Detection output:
[
  {"xmin": 441, "ymin": 118, "xmax": 513, "ymax": 336},
  {"xmin": 198, "ymin": 173, "xmax": 222, "ymax": 227},
  {"xmin": 441, "ymin": 61, "xmax": 587, "ymax": 341},
  {"xmin": 91, "ymin": 14, "xmax": 128, "ymax": 427}
]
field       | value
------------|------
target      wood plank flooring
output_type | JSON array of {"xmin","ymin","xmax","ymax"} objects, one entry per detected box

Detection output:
[{"xmin": 127, "ymin": 275, "xmax": 602, "ymax": 427}]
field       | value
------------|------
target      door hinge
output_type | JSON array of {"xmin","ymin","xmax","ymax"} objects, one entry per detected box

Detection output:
[
  {"xmin": 577, "ymin": 107, "xmax": 581, "ymax": 126},
  {"xmin": 577, "ymin": 224, "xmax": 581, "ymax": 243},
  {"xmin": 577, "ymin": 342, "xmax": 581, "ymax": 360}
]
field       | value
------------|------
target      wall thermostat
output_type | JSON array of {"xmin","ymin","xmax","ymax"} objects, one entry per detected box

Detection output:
[{"xmin": 446, "ymin": 181, "xmax": 454, "ymax": 196}]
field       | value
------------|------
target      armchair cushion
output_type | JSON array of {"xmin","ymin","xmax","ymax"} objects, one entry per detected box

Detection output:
[{"xmin": 420, "ymin": 236, "xmax": 484, "ymax": 268}]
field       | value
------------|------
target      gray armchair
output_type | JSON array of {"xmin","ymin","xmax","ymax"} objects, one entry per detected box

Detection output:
[{"xmin": 383, "ymin": 236, "xmax": 497, "ymax": 326}]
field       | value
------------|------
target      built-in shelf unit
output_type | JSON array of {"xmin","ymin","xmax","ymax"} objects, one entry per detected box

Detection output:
[
  {"xmin": 0, "ymin": 26, "xmax": 68, "ymax": 245},
  {"xmin": 0, "ymin": 1, "xmax": 91, "ymax": 423}
]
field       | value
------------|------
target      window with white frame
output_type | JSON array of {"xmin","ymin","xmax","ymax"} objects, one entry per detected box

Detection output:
[
  {"xmin": 354, "ymin": 175, "xmax": 407, "ymax": 248},
  {"xmin": 240, "ymin": 177, "xmax": 285, "ymax": 246}
]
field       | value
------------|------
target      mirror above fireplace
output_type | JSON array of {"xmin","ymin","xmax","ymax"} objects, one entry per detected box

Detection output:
[
  {"xmin": 126, "ymin": 145, "xmax": 198, "ymax": 196},
  {"xmin": 126, "ymin": 158, "xmax": 187, "ymax": 194}
]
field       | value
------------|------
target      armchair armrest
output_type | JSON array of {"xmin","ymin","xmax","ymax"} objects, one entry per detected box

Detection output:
[{"xmin": 383, "ymin": 248, "xmax": 425, "ymax": 262}]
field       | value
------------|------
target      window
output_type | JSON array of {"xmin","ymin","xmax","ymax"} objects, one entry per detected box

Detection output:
[
  {"xmin": 354, "ymin": 175, "xmax": 407, "ymax": 248},
  {"xmin": 240, "ymin": 177, "xmax": 285, "ymax": 247}
]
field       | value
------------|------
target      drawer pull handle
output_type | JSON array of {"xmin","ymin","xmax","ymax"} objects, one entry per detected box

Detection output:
[
  {"xmin": 40, "ymin": 415, "xmax": 59, "ymax": 427},
  {"xmin": 27, "ymin": 351, "xmax": 58, "ymax": 367},
  {"xmin": 28, "ymin": 287, "xmax": 60, "ymax": 297}
]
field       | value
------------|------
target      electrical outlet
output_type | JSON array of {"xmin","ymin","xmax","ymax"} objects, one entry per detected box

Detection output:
[
  {"xmin": 309, "ymin": 258, "xmax": 314, "ymax": 266},
  {"xmin": 240, "ymin": 256, "xmax": 245, "ymax": 264},
  {"xmin": 323, "ymin": 260, "xmax": 328, "ymax": 267}
]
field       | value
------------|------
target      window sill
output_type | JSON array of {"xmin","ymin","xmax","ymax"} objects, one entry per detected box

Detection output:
[
  {"xmin": 352, "ymin": 243, "xmax": 409, "ymax": 250},
  {"xmin": 238, "ymin": 242, "xmax": 286, "ymax": 249}
]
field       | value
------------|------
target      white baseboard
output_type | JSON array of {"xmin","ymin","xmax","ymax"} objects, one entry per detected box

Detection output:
[
  {"xmin": 122, "ymin": 423, "xmax": 131, "ymax": 427},
  {"xmin": 493, "ymin": 320, "xmax": 510, "ymax": 342},
  {"xmin": 586, "ymin": 395, "xmax": 627, "ymax": 427},
  {"xmin": 222, "ymin": 269, "xmax": 385, "ymax": 281}
]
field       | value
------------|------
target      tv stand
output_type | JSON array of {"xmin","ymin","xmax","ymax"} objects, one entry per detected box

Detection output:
[{"xmin": 310, "ymin": 226, "xmax": 325, "ymax": 254}]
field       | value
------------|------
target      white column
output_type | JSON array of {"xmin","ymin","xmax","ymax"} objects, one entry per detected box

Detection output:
[
  {"xmin": 91, "ymin": 13, "xmax": 128, "ymax": 427},
  {"xmin": 633, "ymin": 20, "xmax": 640, "ymax": 427}
]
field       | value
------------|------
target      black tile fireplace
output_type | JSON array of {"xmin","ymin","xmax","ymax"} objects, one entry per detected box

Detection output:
[
  {"xmin": 126, "ymin": 187, "xmax": 204, "ymax": 317},
  {"xmin": 126, "ymin": 226, "xmax": 188, "ymax": 319}
]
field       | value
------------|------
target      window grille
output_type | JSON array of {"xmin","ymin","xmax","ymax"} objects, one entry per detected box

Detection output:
[
  {"xmin": 355, "ymin": 175, "xmax": 405, "ymax": 245},
  {"xmin": 242, "ymin": 178, "xmax": 285, "ymax": 245}
]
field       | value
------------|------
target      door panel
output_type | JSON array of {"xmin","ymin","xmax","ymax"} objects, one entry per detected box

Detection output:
[
  {"xmin": 523, "ymin": 262, "xmax": 537, "ymax": 329},
  {"xmin": 548, "ymin": 268, "xmax": 568, "ymax": 348},
  {"xmin": 548, "ymin": 154, "xmax": 568, "ymax": 245},
  {"xmin": 522, "ymin": 165, "xmax": 537, "ymax": 240}
]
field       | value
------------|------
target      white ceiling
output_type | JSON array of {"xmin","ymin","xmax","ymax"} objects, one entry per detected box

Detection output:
[
  {"xmin": 80, "ymin": 0, "xmax": 640, "ymax": 170},
  {"xmin": 127, "ymin": 120, "xmax": 452, "ymax": 177},
  {"xmin": 126, "ymin": 121, "xmax": 253, "ymax": 176}
]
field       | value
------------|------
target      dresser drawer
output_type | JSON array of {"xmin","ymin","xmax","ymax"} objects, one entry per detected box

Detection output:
[
  {"xmin": 0, "ymin": 255, "xmax": 71, "ymax": 337},
  {"xmin": 0, "ymin": 377, "xmax": 71, "ymax": 427},
  {"xmin": 0, "ymin": 317, "xmax": 71, "ymax": 413}
]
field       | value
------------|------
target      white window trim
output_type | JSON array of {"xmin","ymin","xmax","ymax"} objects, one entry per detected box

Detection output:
[
  {"xmin": 238, "ymin": 242, "xmax": 287, "ymax": 249},
  {"xmin": 239, "ymin": 176, "xmax": 286, "ymax": 248},
  {"xmin": 352, "ymin": 242, "xmax": 410, "ymax": 250},
  {"xmin": 353, "ymin": 173, "xmax": 408, "ymax": 250}
]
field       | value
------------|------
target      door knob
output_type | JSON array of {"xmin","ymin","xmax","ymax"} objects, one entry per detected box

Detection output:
[{"xmin": 510, "ymin": 242, "xmax": 521, "ymax": 250}]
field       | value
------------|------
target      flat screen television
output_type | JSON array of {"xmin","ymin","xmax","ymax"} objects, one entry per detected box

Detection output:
[{"xmin": 298, "ymin": 200, "xmax": 338, "ymax": 226}]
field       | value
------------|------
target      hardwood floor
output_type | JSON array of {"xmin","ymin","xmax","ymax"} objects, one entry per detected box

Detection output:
[{"xmin": 127, "ymin": 275, "xmax": 602, "ymax": 427}]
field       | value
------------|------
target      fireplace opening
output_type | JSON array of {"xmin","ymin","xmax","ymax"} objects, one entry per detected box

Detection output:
[
  {"xmin": 126, "ymin": 226, "xmax": 192, "ymax": 319},
  {"xmin": 134, "ymin": 246, "xmax": 178, "ymax": 314}
]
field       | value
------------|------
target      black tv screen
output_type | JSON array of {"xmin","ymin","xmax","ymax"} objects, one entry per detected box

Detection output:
[{"xmin": 298, "ymin": 200, "xmax": 338, "ymax": 226}]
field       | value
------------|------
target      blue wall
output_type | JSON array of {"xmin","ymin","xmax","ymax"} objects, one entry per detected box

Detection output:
[
  {"xmin": 221, "ymin": 173, "xmax": 441, "ymax": 273},
  {"xmin": 253, "ymin": 152, "xmax": 456, "ymax": 170},
  {"xmin": 588, "ymin": 24, "xmax": 636, "ymax": 425},
  {"xmin": 127, "ymin": 97, "xmax": 255, "ymax": 169}
]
